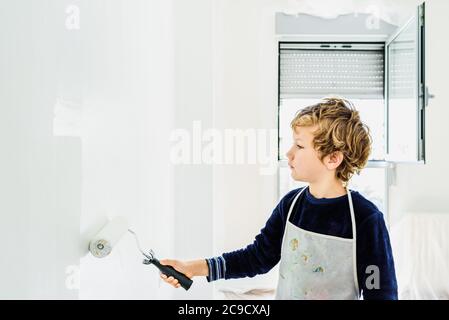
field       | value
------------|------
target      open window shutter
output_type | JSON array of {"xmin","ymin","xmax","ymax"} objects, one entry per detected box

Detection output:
[{"xmin": 385, "ymin": 2, "xmax": 426, "ymax": 163}]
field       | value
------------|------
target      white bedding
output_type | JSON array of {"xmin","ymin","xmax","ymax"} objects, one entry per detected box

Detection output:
[{"xmin": 390, "ymin": 213, "xmax": 449, "ymax": 299}]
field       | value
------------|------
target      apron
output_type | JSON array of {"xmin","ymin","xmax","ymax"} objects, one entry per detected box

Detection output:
[{"xmin": 275, "ymin": 186, "xmax": 360, "ymax": 300}]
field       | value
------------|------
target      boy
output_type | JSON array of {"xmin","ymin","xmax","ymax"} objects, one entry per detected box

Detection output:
[{"xmin": 160, "ymin": 97, "xmax": 398, "ymax": 300}]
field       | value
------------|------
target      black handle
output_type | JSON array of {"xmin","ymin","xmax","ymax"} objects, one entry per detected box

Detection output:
[{"xmin": 152, "ymin": 258, "xmax": 193, "ymax": 290}]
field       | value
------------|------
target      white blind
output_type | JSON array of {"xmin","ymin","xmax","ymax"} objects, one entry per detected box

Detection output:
[{"xmin": 279, "ymin": 43, "xmax": 384, "ymax": 99}]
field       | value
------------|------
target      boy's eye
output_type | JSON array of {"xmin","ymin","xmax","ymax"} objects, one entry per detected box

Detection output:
[{"xmin": 296, "ymin": 144, "xmax": 304, "ymax": 149}]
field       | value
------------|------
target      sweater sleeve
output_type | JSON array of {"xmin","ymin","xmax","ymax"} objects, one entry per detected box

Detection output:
[
  {"xmin": 357, "ymin": 211, "xmax": 398, "ymax": 300},
  {"xmin": 205, "ymin": 189, "xmax": 299, "ymax": 281}
]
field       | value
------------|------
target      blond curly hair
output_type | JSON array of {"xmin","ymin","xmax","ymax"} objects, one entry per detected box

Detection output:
[{"xmin": 290, "ymin": 97, "xmax": 372, "ymax": 184}]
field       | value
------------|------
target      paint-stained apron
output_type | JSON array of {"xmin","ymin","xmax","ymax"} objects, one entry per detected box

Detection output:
[{"xmin": 275, "ymin": 186, "xmax": 360, "ymax": 300}]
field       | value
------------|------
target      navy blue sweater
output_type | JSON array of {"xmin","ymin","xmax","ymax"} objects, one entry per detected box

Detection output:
[{"xmin": 206, "ymin": 187, "xmax": 398, "ymax": 300}]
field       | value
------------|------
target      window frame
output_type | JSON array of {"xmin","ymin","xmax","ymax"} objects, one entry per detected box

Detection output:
[{"xmin": 275, "ymin": 2, "xmax": 427, "ymax": 230}]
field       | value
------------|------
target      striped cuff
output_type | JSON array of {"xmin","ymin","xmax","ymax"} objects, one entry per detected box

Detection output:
[{"xmin": 205, "ymin": 256, "xmax": 226, "ymax": 282}]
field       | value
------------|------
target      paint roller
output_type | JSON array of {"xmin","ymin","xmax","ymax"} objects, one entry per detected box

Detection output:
[{"xmin": 89, "ymin": 216, "xmax": 193, "ymax": 290}]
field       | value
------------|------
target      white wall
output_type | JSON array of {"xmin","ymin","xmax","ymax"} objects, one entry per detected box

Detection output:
[
  {"xmin": 211, "ymin": 0, "xmax": 282, "ymax": 294},
  {"xmin": 0, "ymin": 0, "xmax": 212, "ymax": 299},
  {"xmin": 76, "ymin": 0, "xmax": 177, "ymax": 299},
  {"xmin": 171, "ymin": 0, "xmax": 214, "ymax": 300},
  {"xmin": 0, "ymin": 0, "xmax": 84, "ymax": 299}
]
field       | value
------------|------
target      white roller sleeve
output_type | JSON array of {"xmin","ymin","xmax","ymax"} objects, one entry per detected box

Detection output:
[{"xmin": 89, "ymin": 216, "xmax": 128, "ymax": 258}]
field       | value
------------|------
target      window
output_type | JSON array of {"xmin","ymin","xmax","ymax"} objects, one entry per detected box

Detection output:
[
  {"xmin": 276, "ymin": 3, "xmax": 428, "ymax": 221},
  {"xmin": 385, "ymin": 2, "xmax": 426, "ymax": 163}
]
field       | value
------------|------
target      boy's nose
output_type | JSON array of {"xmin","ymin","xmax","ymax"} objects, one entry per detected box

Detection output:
[{"xmin": 286, "ymin": 147, "xmax": 293, "ymax": 159}]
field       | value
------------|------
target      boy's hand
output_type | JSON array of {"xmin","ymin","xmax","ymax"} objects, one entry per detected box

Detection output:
[{"xmin": 159, "ymin": 259, "xmax": 208, "ymax": 289}]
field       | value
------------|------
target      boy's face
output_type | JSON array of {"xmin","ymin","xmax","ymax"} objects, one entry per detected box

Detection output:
[{"xmin": 286, "ymin": 125, "xmax": 334, "ymax": 183}]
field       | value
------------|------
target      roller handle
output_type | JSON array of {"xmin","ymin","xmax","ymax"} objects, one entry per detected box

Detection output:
[{"xmin": 152, "ymin": 258, "xmax": 193, "ymax": 290}]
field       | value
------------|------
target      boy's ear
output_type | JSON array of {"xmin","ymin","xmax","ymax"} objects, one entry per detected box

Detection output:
[{"xmin": 324, "ymin": 151, "xmax": 344, "ymax": 170}]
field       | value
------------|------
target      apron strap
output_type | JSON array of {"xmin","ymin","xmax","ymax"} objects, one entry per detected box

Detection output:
[
  {"xmin": 347, "ymin": 187, "xmax": 360, "ymax": 297},
  {"xmin": 286, "ymin": 187, "xmax": 307, "ymax": 223}
]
